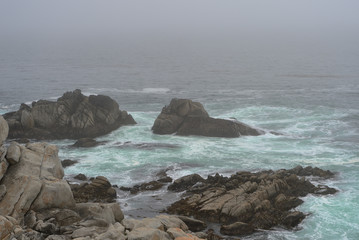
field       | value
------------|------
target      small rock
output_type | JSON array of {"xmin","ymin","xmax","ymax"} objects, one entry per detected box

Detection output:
[
  {"xmin": 176, "ymin": 216, "xmax": 207, "ymax": 232},
  {"xmin": 220, "ymin": 222, "xmax": 255, "ymax": 236},
  {"xmin": 283, "ymin": 211, "xmax": 305, "ymax": 228},
  {"xmin": 61, "ymin": 159, "xmax": 78, "ymax": 168},
  {"xmin": 74, "ymin": 174, "xmax": 87, "ymax": 181},
  {"xmin": 72, "ymin": 138, "xmax": 102, "ymax": 148},
  {"xmin": 168, "ymin": 174, "xmax": 205, "ymax": 192},
  {"xmin": 6, "ymin": 142, "xmax": 21, "ymax": 165}
]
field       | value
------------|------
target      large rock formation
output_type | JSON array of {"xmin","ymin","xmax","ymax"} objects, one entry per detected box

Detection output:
[
  {"xmin": 3, "ymin": 89, "xmax": 136, "ymax": 140},
  {"xmin": 152, "ymin": 98, "xmax": 264, "ymax": 137},
  {"xmin": 0, "ymin": 142, "xmax": 75, "ymax": 220},
  {"xmin": 167, "ymin": 166, "xmax": 337, "ymax": 236}
]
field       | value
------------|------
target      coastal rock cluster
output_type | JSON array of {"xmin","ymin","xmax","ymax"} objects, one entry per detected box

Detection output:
[
  {"xmin": 166, "ymin": 166, "xmax": 337, "ymax": 236},
  {"xmin": 152, "ymin": 98, "xmax": 264, "ymax": 137},
  {"xmin": 0, "ymin": 91, "xmax": 339, "ymax": 239},
  {"xmin": 0, "ymin": 120, "xmax": 208, "ymax": 240},
  {"xmin": 3, "ymin": 89, "xmax": 136, "ymax": 140}
]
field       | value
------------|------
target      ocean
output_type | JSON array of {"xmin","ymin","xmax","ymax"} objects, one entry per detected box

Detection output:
[{"xmin": 0, "ymin": 36, "xmax": 358, "ymax": 239}]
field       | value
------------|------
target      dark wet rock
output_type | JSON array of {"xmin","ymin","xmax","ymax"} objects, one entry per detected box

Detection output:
[
  {"xmin": 14, "ymin": 138, "xmax": 30, "ymax": 144},
  {"xmin": 71, "ymin": 176, "xmax": 117, "ymax": 203},
  {"xmin": 156, "ymin": 169, "xmax": 173, "ymax": 183},
  {"xmin": 167, "ymin": 166, "xmax": 337, "ymax": 236},
  {"xmin": 168, "ymin": 173, "xmax": 205, "ymax": 192},
  {"xmin": 152, "ymin": 98, "xmax": 264, "ymax": 138},
  {"xmin": 74, "ymin": 174, "xmax": 87, "ymax": 181},
  {"xmin": 288, "ymin": 165, "xmax": 335, "ymax": 179},
  {"xmin": 158, "ymin": 176, "xmax": 173, "ymax": 183},
  {"xmin": 282, "ymin": 211, "xmax": 306, "ymax": 228},
  {"xmin": 220, "ymin": 222, "xmax": 255, "ymax": 236},
  {"xmin": 115, "ymin": 141, "xmax": 180, "ymax": 150},
  {"xmin": 72, "ymin": 138, "xmax": 105, "ymax": 148},
  {"xmin": 176, "ymin": 215, "xmax": 207, "ymax": 232},
  {"xmin": 3, "ymin": 89, "xmax": 136, "ymax": 140},
  {"xmin": 61, "ymin": 159, "xmax": 78, "ymax": 168},
  {"xmin": 121, "ymin": 181, "xmax": 165, "ymax": 194}
]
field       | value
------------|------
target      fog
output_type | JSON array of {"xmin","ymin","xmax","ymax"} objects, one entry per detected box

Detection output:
[{"xmin": 1, "ymin": 0, "xmax": 359, "ymax": 42}]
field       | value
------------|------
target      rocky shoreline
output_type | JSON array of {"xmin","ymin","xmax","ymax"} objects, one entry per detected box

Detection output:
[{"xmin": 0, "ymin": 92, "xmax": 339, "ymax": 239}]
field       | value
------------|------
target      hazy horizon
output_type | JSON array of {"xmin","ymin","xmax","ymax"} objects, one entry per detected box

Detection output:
[{"xmin": 1, "ymin": 0, "xmax": 359, "ymax": 42}]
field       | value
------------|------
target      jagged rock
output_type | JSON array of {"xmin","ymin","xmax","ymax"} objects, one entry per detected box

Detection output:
[
  {"xmin": 168, "ymin": 174, "xmax": 205, "ymax": 192},
  {"xmin": 152, "ymin": 98, "xmax": 263, "ymax": 138},
  {"xmin": 61, "ymin": 159, "xmax": 78, "ymax": 168},
  {"xmin": 0, "ymin": 215, "xmax": 16, "ymax": 239},
  {"xmin": 5, "ymin": 141, "xmax": 21, "ymax": 165},
  {"xmin": 220, "ymin": 222, "xmax": 255, "ymax": 236},
  {"xmin": 0, "ymin": 143, "xmax": 75, "ymax": 221},
  {"xmin": 123, "ymin": 181, "xmax": 164, "ymax": 194},
  {"xmin": 176, "ymin": 216, "xmax": 207, "ymax": 232},
  {"xmin": 0, "ymin": 115, "xmax": 9, "ymax": 144},
  {"xmin": 4, "ymin": 89, "xmax": 136, "ymax": 140},
  {"xmin": 71, "ymin": 176, "xmax": 117, "ymax": 203},
  {"xmin": 167, "ymin": 166, "xmax": 337, "ymax": 236}
]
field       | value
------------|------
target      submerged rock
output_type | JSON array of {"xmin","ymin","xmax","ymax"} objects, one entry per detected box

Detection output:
[
  {"xmin": 72, "ymin": 138, "xmax": 106, "ymax": 148},
  {"xmin": 167, "ymin": 166, "xmax": 337, "ymax": 236},
  {"xmin": 152, "ymin": 98, "xmax": 264, "ymax": 137},
  {"xmin": 3, "ymin": 89, "xmax": 136, "ymax": 140}
]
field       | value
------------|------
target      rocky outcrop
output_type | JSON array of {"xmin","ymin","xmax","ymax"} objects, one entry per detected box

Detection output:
[
  {"xmin": 3, "ymin": 89, "xmax": 136, "ymax": 140},
  {"xmin": 70, "ymin": 176, "xmax": 117, "ymax": 203},
  {"xmin": 152, "ymin": 98, "xmax": 264, "ymax": 137},
  {"xmin": 0, "ymin": 142, "xmax": 75, "ymax": 220},
  {"xmin": 167, "ymin": 166, "xmax": 337, "ymax": 236}
]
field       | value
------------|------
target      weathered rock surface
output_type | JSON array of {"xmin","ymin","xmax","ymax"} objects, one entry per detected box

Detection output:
[
  {"xmin": 167, "ymin": 166, "xmax": 337, "ymax": 236},
  {"xmin": 152, "ymin": 98, "xmax": 264, "ymax": 137},
  {"xmin": 5, "ymin": 141, "xmax": 21, "ymax": 165},
  {"xmin": 0, "ymin": 142, "xmax": 75, "ymax": 221},
  {"xmin": 176, "ymin": 216, "xmax": 207, "ymax": 232},
  {"xmin": 3, "ymin": 89, "xmax": 136, "ymax": 140},
  {"xmin": 71, "ymin": 176, "xmax": 117, "ymax": 203},
  {"xmin": 0, "ymin": 115, "xmax": 9, "ymax": 144}
]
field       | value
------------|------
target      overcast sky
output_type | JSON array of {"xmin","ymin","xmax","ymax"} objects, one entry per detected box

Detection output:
[{"xmin": 1, "ymin": 0, "xmax": 359, "ymax": 41}]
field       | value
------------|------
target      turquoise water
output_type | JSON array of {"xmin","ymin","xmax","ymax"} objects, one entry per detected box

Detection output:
[
  {"xmin": 46, "ymin": 91, "xmax": 358, "ymax": 240},
  {"xmin": 1, "ymin": 37, "xmax": 359, "ymax": 239}
]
